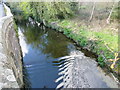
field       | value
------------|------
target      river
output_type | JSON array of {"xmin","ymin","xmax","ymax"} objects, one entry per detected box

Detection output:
[{"xmin": 18, "ymin": 21, "xmax": 118, "ymax": 88}]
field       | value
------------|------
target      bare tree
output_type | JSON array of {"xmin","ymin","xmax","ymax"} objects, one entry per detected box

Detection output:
[
  {"xmin": 89, "ymin": 2, "xmax": 96, "ymax": 22},
  {"xmin": 106, "ymin": 2, "xmax": 115, "ymax": 24}
]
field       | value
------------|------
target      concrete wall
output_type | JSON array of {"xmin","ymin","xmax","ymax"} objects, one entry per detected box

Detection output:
[{"xmin": 0, "ymin": 4, "xmax": 23, "ymax": 89}]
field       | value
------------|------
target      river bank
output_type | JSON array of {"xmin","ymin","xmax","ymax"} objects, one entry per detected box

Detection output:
[{"xmin": 43, "ymin": 18, "xmax": 119, "ymax": 81}]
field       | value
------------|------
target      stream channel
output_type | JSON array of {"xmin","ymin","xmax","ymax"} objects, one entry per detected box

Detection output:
[{"xmin": 17, "ymin": 21, "xmax": 118, "ymax": 88}]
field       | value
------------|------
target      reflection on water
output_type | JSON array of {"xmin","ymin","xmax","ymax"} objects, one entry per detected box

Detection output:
[
  {"xmin": 18, "ymin": 22, "xmax": 118, "ymax": 88},
  {"xmin": 18, "ymin": 22, "xmax": 77, "ymax": 88},
  {"xmin": 18, "ymin": 27, "xmax": 29, "ymax": 57},
  {"xmin": 20, "ymin": 23, "xmax": 74, "ymax": 58}
]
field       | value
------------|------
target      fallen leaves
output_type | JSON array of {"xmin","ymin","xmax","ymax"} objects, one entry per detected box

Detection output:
[{"xmin": 108, "ymin": 53, "xmax": 119, "ymax": 69}]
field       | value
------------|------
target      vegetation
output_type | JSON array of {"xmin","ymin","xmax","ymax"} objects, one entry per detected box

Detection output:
[
  {"xmin": 8, "ymin": 2, "xmax": 77, "ymax": 21},
  {"xmin": 48, "ymin": 19, "xmax": 118, "ymax": 68},
  {"xmin": 8, "ymin": 2, "xmax": 119, "ymax": 73},
  {"xmin": 13, "ymin": 20, "xmax": 19, "ymax": 37}
]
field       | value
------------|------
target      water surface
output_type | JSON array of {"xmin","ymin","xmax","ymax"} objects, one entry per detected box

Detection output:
[{"xmin": 18, "ymin": 22, "xmax": 118, "ymax": 88}]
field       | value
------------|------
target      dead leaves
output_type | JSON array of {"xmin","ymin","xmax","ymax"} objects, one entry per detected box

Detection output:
[{"xmin": 108, "ymin": 53, "xmax": 119, "ymax": 69}]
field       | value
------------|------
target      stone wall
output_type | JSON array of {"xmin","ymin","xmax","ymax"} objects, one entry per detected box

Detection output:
[{"xmin": 0, "ymin": 4, "xmax": 23, "ymax": 89}]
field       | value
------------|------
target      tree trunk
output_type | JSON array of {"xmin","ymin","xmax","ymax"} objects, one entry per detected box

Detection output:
[
  {"xmin": 106, "ymin": 2, "xmax": 115, "ymax": 24},
  {"xmin": 89, "ymin": 2, "xmax": 96, "ymax": 22}
]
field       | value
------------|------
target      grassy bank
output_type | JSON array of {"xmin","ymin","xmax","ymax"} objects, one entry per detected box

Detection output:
[{"xmin": 46, "ymin": 19, "xmax": 119, "ymax": 75}]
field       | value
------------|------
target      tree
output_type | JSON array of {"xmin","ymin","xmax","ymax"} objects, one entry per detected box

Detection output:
[
  {"xmin": 14, "ymin": 2, "xmax": 77, "ymax": 22},
  {"xmin": 89, "ymin": 2, "xmax": 96, "ymax": 22},
  {"xmin": 106, "ymin": 2, "xmax": 115, "ymax": 24}
]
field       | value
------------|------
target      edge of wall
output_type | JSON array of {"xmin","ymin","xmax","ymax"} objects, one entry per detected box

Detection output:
[{"xmin": 0, "ymin": 3, "xmax": 23, "ymax": 89}]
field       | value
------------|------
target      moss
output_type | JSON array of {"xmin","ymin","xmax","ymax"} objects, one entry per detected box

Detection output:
[{"xmin": 13, "ymin": 20, "xmax": 18, "ymax": 37}]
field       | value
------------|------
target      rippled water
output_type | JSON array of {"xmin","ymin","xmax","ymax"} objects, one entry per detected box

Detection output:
[{"xmin": 18, "ymin": 22, "xmax": 118, "ymax": 88}]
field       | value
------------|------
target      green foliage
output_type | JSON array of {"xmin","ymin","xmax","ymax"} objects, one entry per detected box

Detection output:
[
  {"xmin": 19, "ymin": 2, "xmax": 32, "ymax": 19},
  {"xmin": 63, "ymin": 28, "xmax": 71, "ymax": 35},
  {"xmin": 10, "ymin": 2, "xmax": 78, "ymax": 21},
  {"xmin": 98, "ymin": 56, "xmax": 105, "ymax": 67},
  {"xmin": 94, "ymin": 32, "xmax": 118, "ymax": 52},
  {"xmin": 111, "ymin": 4, "xmax": 120, "ymax": 20}
]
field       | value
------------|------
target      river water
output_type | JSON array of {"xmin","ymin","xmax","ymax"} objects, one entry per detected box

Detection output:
[{"xmin": 18, "ymin": 22, "xmax": 118, "ymax": 88}]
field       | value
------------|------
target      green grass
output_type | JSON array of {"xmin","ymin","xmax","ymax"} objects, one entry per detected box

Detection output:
[{"xmin": 48, "ymin": 19, "xmax": 118, "ymax": 69}]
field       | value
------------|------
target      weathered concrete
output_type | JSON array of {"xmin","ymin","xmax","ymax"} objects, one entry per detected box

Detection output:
[
  {"xmin": 0, "ymin": 3, "xmax": 23, "ymax": 89},
  {"xmin": 55, "ymin": 51, "xmax": 119, "ymax": 88}
]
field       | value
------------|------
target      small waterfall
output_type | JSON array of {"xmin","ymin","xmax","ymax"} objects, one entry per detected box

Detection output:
[
  {"xmin": 53, "ymin": 50, "xmax": 89, "ymax": 88},
  {"xmin": 53, "ymin": 50, "xmax": 112, "ymax": 88}
]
